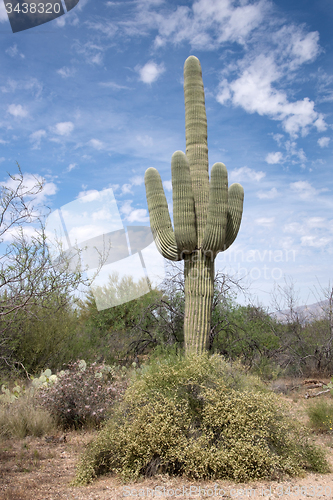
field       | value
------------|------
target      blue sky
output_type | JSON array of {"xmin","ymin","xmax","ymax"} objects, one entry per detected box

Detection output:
[{"xmin": 0, "ymin": 0, "xmax": 332, "ymax": 311}]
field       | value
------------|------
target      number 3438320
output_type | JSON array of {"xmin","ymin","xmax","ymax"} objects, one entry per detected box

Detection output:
[{"xmin": 5, "ymin": 3, "xmax": 62, "ymax": 14}]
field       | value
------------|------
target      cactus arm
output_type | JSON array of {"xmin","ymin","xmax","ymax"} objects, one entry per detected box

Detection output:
[
  {"xmin": 171, "ymin": 151, "xmax": 197, "ymax": 255},
  {"xmin": 144, "ymin": 55, "xmax": 245, "ymax": 355},
  {"xmin": 224, "ymin": 183, "xmax": 244, "ymax": 249},
  {"xmin": 144, "ymin": 167, "xmax": 181, "ymax": 261},
  {"xmin": 184, "ymin": 56, "xmax": 209, "ymax": 245},
  {"xmin": 201, "ymin": 162, "xmax": 228, "ymax": 254}
]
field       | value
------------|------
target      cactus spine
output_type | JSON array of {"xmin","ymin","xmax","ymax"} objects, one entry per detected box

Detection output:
[{"xmin": 144, "ymin": 56, "xmax": 244, "ymax": 355}]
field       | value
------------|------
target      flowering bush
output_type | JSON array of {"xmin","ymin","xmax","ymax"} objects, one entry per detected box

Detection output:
[
  {"xmin": 35, "ymin": 360, "xmax": 128, "ymax": 430},
  {"xmin": 75, "ymin": 353, "xmax": 329, "ymax": 485}
]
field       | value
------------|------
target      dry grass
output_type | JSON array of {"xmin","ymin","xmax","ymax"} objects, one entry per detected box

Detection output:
[{"xmin": 0, "ymin": 394, "xmax": 57, "ymax": 439}]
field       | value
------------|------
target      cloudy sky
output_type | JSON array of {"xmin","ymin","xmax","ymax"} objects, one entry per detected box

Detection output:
[{"xmin": 0, "ymin": 0, "xmax": 332, "ymax": 311}]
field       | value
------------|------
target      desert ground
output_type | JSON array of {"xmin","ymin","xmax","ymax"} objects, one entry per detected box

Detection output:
[{"xmin": 1, "ymin": 379, "xmax": 333, "ymax": 500}]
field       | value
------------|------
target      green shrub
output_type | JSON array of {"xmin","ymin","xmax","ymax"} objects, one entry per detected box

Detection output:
[
  {"xmin": 306, "ymin": 399, "xmax": 333, "ymax": 433},
  {"xmin": 1, "ymin": 291, "xmax": 83, "ymax": 375},
  {"xmin": 249, "ymin": 357, "xmax": 283, "ymax": 381},
  {"xmin": 74, "ymin": 353, "xmax": 329, "ymax": 485}
]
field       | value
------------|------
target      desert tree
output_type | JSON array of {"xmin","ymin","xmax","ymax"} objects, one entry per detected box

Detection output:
[
  {"xmin": 0, "ymin": 164, "xmax": 106, "ymax": 374},
  {"xmin": 127, "ymin": 259, "xmax": 248, "ymax": 356}
]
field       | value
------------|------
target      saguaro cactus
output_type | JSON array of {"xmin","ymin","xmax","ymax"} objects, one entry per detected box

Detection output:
[{"xmin": 144, "ymin": 56, "xmax": 244, "ymax": 355}]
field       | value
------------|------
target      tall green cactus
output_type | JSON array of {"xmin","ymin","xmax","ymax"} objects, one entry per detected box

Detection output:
[{"xmin": 144, "ymin": 56, "xmax": 244, "ymax": 355}]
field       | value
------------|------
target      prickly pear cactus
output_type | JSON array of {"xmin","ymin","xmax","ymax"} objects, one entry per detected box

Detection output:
[{"xmin": 145, "ymin": 56, "xmax": 244, "ymax": 354}]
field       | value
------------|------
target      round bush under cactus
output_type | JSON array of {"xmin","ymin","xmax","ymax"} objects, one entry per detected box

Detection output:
[{"xmin": 74, "ymin": 353, "xmax": 329, "ymax": 485}]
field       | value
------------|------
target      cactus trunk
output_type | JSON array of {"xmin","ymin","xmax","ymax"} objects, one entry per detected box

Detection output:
[
  {"xmin": 184, "ymin": 251, "xmax": 214, "ymax": 354},
  {"xmin": 144, "ymin": 56, "xmax": 244, "ymax": 356}
]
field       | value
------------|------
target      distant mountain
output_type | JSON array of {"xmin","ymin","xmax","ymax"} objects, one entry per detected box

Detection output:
[{"xmin": 271, "ymin": 299, "xmax": 330, "ymax": 323}]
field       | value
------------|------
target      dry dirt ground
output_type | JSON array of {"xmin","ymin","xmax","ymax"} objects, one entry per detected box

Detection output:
[{"xmin": 1, "ymin": 379, "xmax": 333, "ymax": 500}]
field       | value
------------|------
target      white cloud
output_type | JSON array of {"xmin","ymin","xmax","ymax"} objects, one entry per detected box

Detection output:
[
  {"xmin": 118, "ymin": 176, "xmax": 145, "ymax": 196},
  {"xmin": 0, "ymin": 171, "xmax": 57, "ymax": 209},
  {"xmin": 193, "ymin": 0, "xmax": 266, "ymax": 45},
  {"xmin": 217, "ymin": 55, "xmax": 326, "ymax": 138},
  {"xmin": 256, "ymin": 187, "xmax": 278, "ymax": 199},
  {"xmin": 68, "ymin": 224, "xmax": 108, "ymax": 242},
  {"xmin": 0, "ymin": 1, "xmax": 8, "ymax": 22},
  {"xmin": 283, "ymin": 222, "xmax": 304, "ymax": 234},
  {"xmin": 73, "ymin": 41, "xmax": 105, "ymax": 65},
  {"xmin": 307, "ymin": 217, "xmax": 326, "ymax": 229},
  {"xmin": 254, "ymin": 217, "xmax": 275, "ymax": 228},
  {"xmin": 120, "ymin": 200, "xmax": 149, "ymax": 223},
  {"xmin": 99, "ymin": 81, "xmax": 132, "ymax": 90},
  {"xmin": 301, "ymin": 236, "xmax": 331, "ymax": 248},
  {"xmin": 283, "ymin": 218, "xmax": 332, "ymax": 252},
  {"xmin": 318, "ymin": 137, "xmax": 330, "ymax": 148},
  {"xmin": 136, "ymin": 135, "xmax": 154, "ymax": 147},
  {"xmin": 1, "ymin": 78, "xmax": 42, "ymax": 98},
  {"xmin": 229, "ymin": 166, "xmax": 265, "ymax": 182},
  {"xmin": 90, "ymin": 53, "xmax": 103, "ymax": 65},
  {"xmin": 2, "ymin": 224, "xmax": 47, "ymax": 244},
  {"xmin": 121, "ymin": 184, "xmax": 133, "ymax": 195},
  {"xmin": 265, "ymin": 152, "xmax": 283, "ymax": 164},
  {"xmin": 86, "ymin": 20, "xmax": 117, "ymax": 38},
  {"xmin": 57, "ymin": 66, "xmax": 76, "ymax": 78},
  {"xmin": 130, "ymin": 176, "xmax": 144, "ymax": 186},
  {"xmin": 290, "ymin": 180, "xmax": 325, "ymax": 200},
  {"xmin": 140, "ymin": 0, "xmax": 268, "ymax": 50},
  {"xmin": 89, "ymin": 139, "xmax": 104, "ymax": 150},
  {"xmin": 30, "ymin": 129, "xmax": 46, "ymax": 149},
  {"xmin": 126, "ymin": 208, "xmax": 149, "ymax": 223},
  {"xmin": 67, "ymin": 163, "xmax": 77, "ymax": 172},
  {"xmin": 53, "ymin": 122, "xmax": 74, "ymax": 136},
  {"xmin": 120, "ymin": 200, "xmax": 133, "ymax": 216},
  {"xmin": 5, "ymin": 44, "xmax": 24, "ymax": 58},
  {"xmin": 7, "ymin": 104, "xmax": 28, "ymax": 118},
  {"xmin": 272, "ymin": 26, "xmax": 320, "ymax": 69},
  {"xmin": 290, "ymin": 30, "xmax": 320, "ymax": 65},
  {"xmin": 75, "ymin": 0, "xmax": 90, "ymax": 11},
  {"xmin": 91, "ymin": 208, "xmax": 113, "ymax": 221},
  {"xmin": 84, "ymin": 0, "xmax": 326, "ymax": 144},
  {"xmin": 285, "ymin": 141, "xmax": 306, "ymax": 163},
  {"xmin": 272, "ymin": 133, "xmax": 284, "ymax": 146},
  {"xmin": 163, "ymin": 180, "xmax": 172, "ymax": 192},
  {"xmin": 76, "ymin": 189, "xmax": 100, "ymax": 201},
  {"xmin": 136, "ymin": 62, "xmax": 165, "ymax": 84},
  {"xmin": 56, "ymin": 16, "xmax": 66, "ymax": 27}
]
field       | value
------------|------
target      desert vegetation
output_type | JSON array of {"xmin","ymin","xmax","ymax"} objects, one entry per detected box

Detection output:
[
  {"xmin": 1, "ymin": 164, "xmax": 333, "ymax": 489},
  {"xmin": 1, "ymin": 65, "xmax": 333, "ymax": 492}
]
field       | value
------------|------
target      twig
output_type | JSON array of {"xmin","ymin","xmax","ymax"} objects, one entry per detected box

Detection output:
[{"xmin": 304, "ymin": 389, "xmax": 330, "ymax": 399}]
